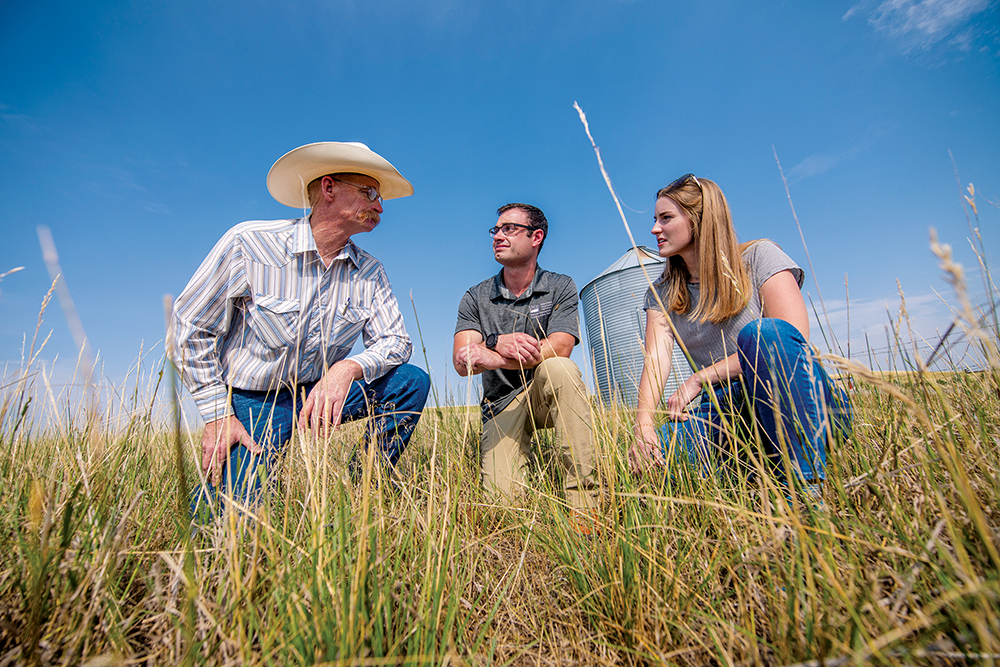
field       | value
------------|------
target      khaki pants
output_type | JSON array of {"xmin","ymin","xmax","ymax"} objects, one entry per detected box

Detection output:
[{"xmin": 481, "ymin": 357, "xmax": 599, "ymax": 508}]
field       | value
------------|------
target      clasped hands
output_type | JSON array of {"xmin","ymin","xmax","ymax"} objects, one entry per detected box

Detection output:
[
  {"xmin": 199, "ymin": 360, "xmax": 362, "ymax": 485},
  {"xmin": 455, "ymin": 332, "xmax": 542, "ymax": 374}
]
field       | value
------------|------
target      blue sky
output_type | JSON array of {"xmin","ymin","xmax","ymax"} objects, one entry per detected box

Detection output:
[{"xmin": 1, "ymin": 0, "xmax": 998, "ymax": 414}]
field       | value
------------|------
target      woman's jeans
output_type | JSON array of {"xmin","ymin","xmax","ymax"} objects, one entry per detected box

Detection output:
[
  {"xmin": 190, "ymin": 363, "xmax": 430, "ymax": 517},
  {"xmin": 660, "ymin": 319, "xmax": 851, "ymax": 482}
]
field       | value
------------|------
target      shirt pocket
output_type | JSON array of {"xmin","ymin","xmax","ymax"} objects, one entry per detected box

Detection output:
[
  {"xmin": 330, "ymin": 305, "xmax": 371, "ymax": 355},
  {"xmin": 251, "ymin": 294, "xmax": 301, "ymax": 350}
]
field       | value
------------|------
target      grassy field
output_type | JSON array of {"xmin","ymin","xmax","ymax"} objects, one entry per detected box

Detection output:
[
  {"xmin": 0, "ymin": 333, "xmax": 998, "ymax": 666},
  {"xmin": 3, "ymin": 213, "xmax": 1000, "ymax": 666}
]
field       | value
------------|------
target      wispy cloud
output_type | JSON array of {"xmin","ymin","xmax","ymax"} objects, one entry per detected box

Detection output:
[
  {"xmin": 0, "ymin": 105, "xmax": 44, "ymax": 134},
  {"xmin": 814, "ymin": 288, "xmax": 993, "ymax": 370},
  {"xmin": 787, "ymin": 144, "xmax": 865, "ymax": 183},
  {"xmin": 870, "ymin": 0, "xmax": 990, "ymax": 39},
  {"xmin": 75, "ymin": 162, "xmax": 171, "ymax": 216},
  {"xmin": 845, "ymin": 0, "xmax": 997, "ymax": 52},
  {"xmin": 786, "ymin": 122, "xmax": 893, "ymax": 182}
]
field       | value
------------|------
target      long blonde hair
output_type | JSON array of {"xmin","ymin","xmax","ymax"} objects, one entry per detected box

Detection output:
[{"xmin": 657, "ymin": 176, "xmax": 753, "ymax": 324}]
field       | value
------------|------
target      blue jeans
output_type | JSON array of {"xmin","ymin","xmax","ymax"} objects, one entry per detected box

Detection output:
[
  {"xmin": 190, "ymin": 363, "xmax": 430, "ymax": 516},
  {"xmin": 660, "ymin": 319, "xmax": 851, "ymax": 482}
]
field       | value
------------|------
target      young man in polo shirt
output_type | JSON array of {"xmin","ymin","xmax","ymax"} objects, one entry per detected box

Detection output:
[{"xmin": 453, "ymin": 203, "xmax": 599, "ymax": 511}]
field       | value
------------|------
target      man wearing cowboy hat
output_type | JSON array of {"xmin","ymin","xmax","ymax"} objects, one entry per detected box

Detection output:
[{"xmin": 170, "ymin": 141, "xmax": 430, "ymax": 513}]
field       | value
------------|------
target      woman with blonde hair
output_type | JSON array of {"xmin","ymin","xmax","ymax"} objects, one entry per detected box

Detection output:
[{"xmin": 629, "ymin": 174, "xmax": 851, "ymax": 490}]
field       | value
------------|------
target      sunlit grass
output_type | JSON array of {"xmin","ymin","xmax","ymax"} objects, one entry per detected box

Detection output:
[
  {"xmin": 1, "ymin": 318, "xmax": 998, "ymax": 665},
  {"xmin": 2, "ymin": 175, "xmax": 998, "ymax": 663}
]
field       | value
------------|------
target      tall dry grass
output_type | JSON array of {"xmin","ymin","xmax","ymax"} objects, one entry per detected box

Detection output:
[
  {"xmin": 0, "ymin": 296, "xmax": 997, "ymax": 666},
  {"xmin": 0, "ymin": 178, "xmax": 997, "ymax": 665}
]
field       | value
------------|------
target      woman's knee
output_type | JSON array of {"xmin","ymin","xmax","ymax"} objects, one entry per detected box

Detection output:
[
  {"xmin": 737, "ymin": 318, "xmax": 801, "ymax": 350},
  {"xmin": 737, "ymin": 319, "xmax": 811, "ymax": 367}
]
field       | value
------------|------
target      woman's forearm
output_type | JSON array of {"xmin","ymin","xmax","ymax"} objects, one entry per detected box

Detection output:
[
  {"xmin": 635, "ymin": 369, "xmax": 664, "ymax": 429},
  {"xmin": 685, "ymin": 351, "xmax": 743, "ymax": 390},
  {"xmin": 634, "ymin": 311, "xmax": 673, "ymax": 436}
]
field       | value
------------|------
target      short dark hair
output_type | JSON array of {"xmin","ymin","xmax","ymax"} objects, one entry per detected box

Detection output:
[{"xmin": 497, "ymin": 202, "xmax": 548, "ymax": 251}]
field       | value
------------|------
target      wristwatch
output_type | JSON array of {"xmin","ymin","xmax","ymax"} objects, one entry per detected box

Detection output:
[{"xmin": 485, "ymin": 333, "xmax": 498, "ymax": 351}]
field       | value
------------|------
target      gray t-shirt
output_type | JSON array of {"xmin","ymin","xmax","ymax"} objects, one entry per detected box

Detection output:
[
  {"xmin": 456, "ymin": 266, "xmax": 581, "ymax": 419},
  {"xmin": 643, "ymin": 240, "xmax": 804, "ymax": 370}
]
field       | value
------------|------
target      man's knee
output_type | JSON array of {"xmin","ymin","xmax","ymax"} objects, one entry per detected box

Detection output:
[
  {"xmin": 384, "ymin": 364, "xmax": 431, "ymax": 406},
  {"xmin": 535, "ymin": 356, "xmax": 582, "ymax": 387}
]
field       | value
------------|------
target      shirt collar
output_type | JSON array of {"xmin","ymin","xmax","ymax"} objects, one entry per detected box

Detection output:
[
  {"xmin": 293, "ymin": 216, "xmax": 361, "ymax": 269},
  {"xmin": 335, "ymin": 240, "xmax": 362, "ymax": 268},
  {"xmin": 293, "ymin": 217, "xmax": 317, "ymax": 255},
  {"xmin": 491, "ymin": 265, "xmax": 550, "ymax": 301}
]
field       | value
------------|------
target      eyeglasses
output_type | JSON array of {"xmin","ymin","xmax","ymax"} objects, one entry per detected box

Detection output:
[
  {"xmin": 488, "ymin": 223, "xmax": 537, "ymax": 237},
  {"xmin": 667, "ymin": 173, "xmax": 702, "ymax": 191},
  {"xmin": 331, "ymin": 178, "xmax": 381, "ymax": 203}
]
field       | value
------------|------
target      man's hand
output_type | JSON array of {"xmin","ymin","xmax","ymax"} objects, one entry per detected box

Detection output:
[
  {"xmin": 495, "ymin": 332, "xmax": 542, "ymax": 367},
  {"xmin": 201, "ymin": 414, "xmax": 261, "ymax": 487},
  {"xmin": 298, "ymin": 360, "xmax": 363, "ymax": 438},
  {"xmin": 455, "ymin": 342, "xmax": 504, "ymax": 375},
  {"xmin": 629, "ymin": 422, "xmax": 666, "ymax": 474}
]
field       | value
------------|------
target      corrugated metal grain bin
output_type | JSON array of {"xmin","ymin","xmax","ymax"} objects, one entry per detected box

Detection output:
[{"xmin": 580, "ymin": 246, "xmax": 692, "ymax": 407}]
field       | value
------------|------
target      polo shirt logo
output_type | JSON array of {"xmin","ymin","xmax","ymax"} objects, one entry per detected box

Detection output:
[{"xmin": 530, "ymin": 301, "xmax": 554, "ymax": 318}]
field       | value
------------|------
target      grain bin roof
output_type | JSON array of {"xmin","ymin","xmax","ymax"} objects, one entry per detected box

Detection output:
[{"xmin": 580, "ymin": 245, "xmax": 663, "ymax": 294}]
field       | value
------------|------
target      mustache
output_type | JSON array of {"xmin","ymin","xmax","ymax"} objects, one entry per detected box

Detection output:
[{"xmin": 360, "ymin": 211, "xmax": 380, "ymax": 226}]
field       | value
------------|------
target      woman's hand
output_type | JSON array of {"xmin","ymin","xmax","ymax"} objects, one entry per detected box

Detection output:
[
  {"xmin": 664, "ymin": 374, "xmax": 703, "ymax": 420},
  {"xmin": 629, "ymin": 421, "xmax": 666, "ymax": 473}
]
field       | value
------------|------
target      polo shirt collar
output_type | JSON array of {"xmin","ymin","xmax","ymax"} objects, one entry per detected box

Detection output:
[
  {"xmin": 294, "ymin": 216, "xmax": 361, "ymax": 268},
  {"xmin": 491, "ymin": 265, "xmax": 550, "ymax": 301}
]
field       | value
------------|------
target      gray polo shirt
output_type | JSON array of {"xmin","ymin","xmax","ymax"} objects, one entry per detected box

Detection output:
[
  {"xmin": 643, "ymin": 239, "xmax": 804, "ymax": 370},
  {"xmin": 455, "ymin": 266, "xmax": 581, "ymax": 420}
]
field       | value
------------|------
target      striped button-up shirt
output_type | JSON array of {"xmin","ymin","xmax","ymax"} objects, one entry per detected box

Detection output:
[{"xmin": 170, "ymin": 216, "xmax": 412, "ymax": 422}]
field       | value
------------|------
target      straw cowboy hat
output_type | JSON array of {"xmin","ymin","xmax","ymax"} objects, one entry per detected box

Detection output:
[{"xmin": 266, "ymin": 141, "xmax": 413, "ymax": 208}]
